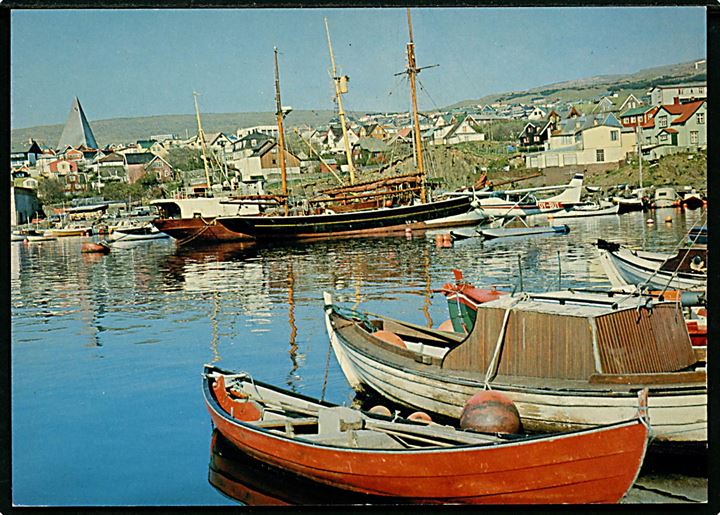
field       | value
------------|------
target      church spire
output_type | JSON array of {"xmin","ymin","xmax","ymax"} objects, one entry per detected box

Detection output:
[{"xmin": 57, "ymin": 96, "xmax": 99, "ymax": 150}]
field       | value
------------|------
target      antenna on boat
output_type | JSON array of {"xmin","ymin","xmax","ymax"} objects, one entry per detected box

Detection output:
[
  {"xmin": 192, "ymin": 91, "xmax": 213, "ymax": 197},
  {"xmin": 274, "ymin": 47, "xmax": 290, "ymax": 216},
  {"xmin": 325, "ymin": 17, "xmax": 356, "ymax": 185}
]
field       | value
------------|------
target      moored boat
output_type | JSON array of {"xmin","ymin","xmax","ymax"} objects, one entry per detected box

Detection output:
[
  {"xmin": 680, "ymin": 190, "xmax": 704, "ymax": 210},
  {"xmin": 11, "ymin": 231, "xmax": 27, "ymax": 242},
  {"xmin": 44, "ymin": 224, "xmax": 93, "ymax": 237},
  {"xmin": 596, "ymin": 239, "xmax": 706, "ymax": 291},
  {"xmin": 613, "ymin": 197, "xmax": 645, "ymax": 214},
  {"xmin": 549, "ymin": 203, "xmax": 619, "ymax": 219},
  {"xmin": 478, "ymin": 223, "xmax": 569, "ymax": 240},
  {"xmin": 652, "ymin": 187, "xmax": 680, "ymax": 209},
  {"xmin": 203, "ymin": 364, "xmax": 649, "ymax": 504},
  {"xmin": 25, "ymin": 230, "xmax": 57, "ymax": 242},
  {"xmin": 108, "ymin": 223, "xmax": 169, "ymax": 242},
  {"xmin": 323, "ymin": 291, "xmax": 706, "ymax": 449},
  {"xmin": 151, "ymin": 197, "xmax": 262, "ymax": 245},
  {"xmin": 218, "ymin": 195, "xmax": 477, "ymax": 241}
]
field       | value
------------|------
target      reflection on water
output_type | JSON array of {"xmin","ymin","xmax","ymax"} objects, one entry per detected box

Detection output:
[
  {"xmin": 208, "ymin": 430, "xmax": 394, "ymax": 506},
  {"xmin": 11, "ymin": 208, "xmax": 706, "ymax": 505}
]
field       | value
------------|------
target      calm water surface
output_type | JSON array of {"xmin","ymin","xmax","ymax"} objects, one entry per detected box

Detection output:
[{"xmin": 11, "ymin": 208, "xmax": 706, "ymax": 506}]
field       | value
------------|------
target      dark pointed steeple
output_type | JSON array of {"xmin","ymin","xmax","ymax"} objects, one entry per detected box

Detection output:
[{"xmin": 57, "ymin": 97, "xmax": 99, "ymax": 150}]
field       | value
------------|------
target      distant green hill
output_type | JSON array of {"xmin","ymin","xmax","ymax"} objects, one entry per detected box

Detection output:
[
  {"xmin": 448, "ymin": 59, "xmax": 706, "ymax": 108},
  {"xmin": 11, "ymin": 110, "xmax": 340, "ymax": 150}
]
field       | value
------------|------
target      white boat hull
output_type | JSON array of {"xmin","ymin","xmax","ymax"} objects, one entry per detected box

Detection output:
[
  {"xmin": 597, "ymin": 247, "xmax": 706, "ymax": 291},
  {"xmin": 550, "ymin": 204, "xmax": 619, "ymax": 219}
]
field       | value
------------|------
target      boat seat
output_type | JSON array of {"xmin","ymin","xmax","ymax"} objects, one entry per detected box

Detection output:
[
  {"xmin": 318, "ymin": 406, "xmax": 363, "ymax": 435},
  {"xmin": 300, "ymin": 429, "xmax": 406, "ymax": 449}
]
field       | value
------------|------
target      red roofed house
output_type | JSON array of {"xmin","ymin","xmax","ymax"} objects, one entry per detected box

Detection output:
[{"xmin": 639, "ymin": 99, "xmax": 706, "ymax": 159}]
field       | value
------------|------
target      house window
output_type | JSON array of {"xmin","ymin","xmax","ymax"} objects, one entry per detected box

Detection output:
[
  {"xmin": 596, "ymin": 149, "xmax": 605, "ymax": 162},
  {"xmin": 658, "ymin": 116, "xmax": 668, "ymax": 128},
  {"xmin": 534, "ymin": 136, "xmax": 540, "ymax": 142},
  {"xmin": 630, "ymin": 116, "xmax": 636, "ymax": 123},
  {"xmin": 659, "ymin": 133, "xmax": 668, "ymax": 143},
  {"xmin": 697, "ymin": 113, "xmax": 704, "ymax": 124},
  {"xmin": 690, "ymin": 131, "xmax": 698, "ymax": 144},
  {"xmin": 610, "ymin": 130, "xmax": 619, "ymax": 141}
]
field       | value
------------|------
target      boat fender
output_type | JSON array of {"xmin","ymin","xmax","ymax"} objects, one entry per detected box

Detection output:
[
  {"xmin": 407, "ymin": 411, "xmax": 433, "ymax": 425},
  {"xmin": 368, "ymin": 405, "xmax": 392, "ymax": 417},
  {"xmin": 459, "ymin": 390, "xmax": 522, "ymax": 435},
  {"xmin": 372, "ymin": 330, "xmax": 407, "ymax": 349}
]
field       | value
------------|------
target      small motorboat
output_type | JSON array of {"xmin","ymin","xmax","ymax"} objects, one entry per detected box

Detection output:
[
  {"xmin": 108, "ymin": 223, "xmax": 170, "ymax": 242},
  {"xmin": 549, "ymin": 203, "xmax": 619, "ymax": 219},
  {"xmin": 81, "ymin": 241, "xmax": 111, "ymax": 254},
  {"xmin": 25, "ymin": 230, "xmax": 57, "ymax": 242},
  {"xmin": 681, "ymin": 190, "xmax": 704, "ymax": 210},
  {"xmin": 44, "ymin": 225, "xmax": 93, "ymax": 237},
  {"xmin": 203, "ymin": 365, "xmax": 649, "ymax": 504},
  {"xmin": 11, "ymin": 231, "xmax": 27, "ymax": 242},
  {"xmin": 652, "ymin": 187, "xmax": 680, "ymax": 209},
  {"xmin": 478, "ymin": 224, "xmax": 569, "ymax": 240},
  {"xmin": 612, "ymin": 197, "xmax": 645, "ymax": 214}
]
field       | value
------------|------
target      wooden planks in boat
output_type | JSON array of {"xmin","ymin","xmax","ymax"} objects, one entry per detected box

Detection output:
[{"xmin": 588, "ymin": 370, "xmax": 706, "ymax": 385}]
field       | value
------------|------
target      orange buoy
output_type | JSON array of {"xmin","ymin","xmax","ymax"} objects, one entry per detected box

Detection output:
[
  {"xmin": 646, "ymin": 218, "xmax": 655, "ymax": 225},
  {"xmin": 435, "ymin": 234, "xmax": 444, "ymax": 247},
  {"xmin": 408, "ymin": 411, "xmax": 433, "ymax": 424},
  {"xmin": 665, "ymin": 216, "xmax": 672, "ymax": 223},
  {"xmin": 372, "ymin": 330, "xmax": 406, "ymax": 349},
  {"xmin": 460, "ymin": 390, "xmax": 522, "ymax": 434},
  {"xmin": 369, "ymin": 405, "xmax": 392, "ymax": 417}
]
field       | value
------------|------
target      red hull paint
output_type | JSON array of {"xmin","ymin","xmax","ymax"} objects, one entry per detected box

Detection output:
[
  {"xmin": 204, "ymin": 372, "xmax": 648, "ymax": 504},
  {"xmin": 152, "ymin": 217, "xmax": 253, "ymax": 244}
]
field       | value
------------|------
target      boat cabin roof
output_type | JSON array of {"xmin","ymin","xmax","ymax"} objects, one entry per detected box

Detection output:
[{"xmin": 483, "ymin": 290, "xmax": 660, "ymax": 318}]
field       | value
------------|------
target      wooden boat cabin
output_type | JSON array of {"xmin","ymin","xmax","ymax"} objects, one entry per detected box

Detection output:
[{"xmin": 444, "ymin": 291, "xmax": 700, "ymax": 383}]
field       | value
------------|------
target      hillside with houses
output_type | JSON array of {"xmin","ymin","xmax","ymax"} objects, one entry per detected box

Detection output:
[{"xmin": 10, "ymin": 59, "xmax": 706, "ymax": 222}]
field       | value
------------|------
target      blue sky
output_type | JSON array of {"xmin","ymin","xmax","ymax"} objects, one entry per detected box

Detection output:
[{"xmin": 11, "ymin": 7, "xmax": 706, "ymax": 129}]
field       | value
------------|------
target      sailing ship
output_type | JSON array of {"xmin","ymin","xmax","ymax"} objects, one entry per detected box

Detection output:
[
  {"xmin": 203, "ymin": 364, "xmax": 649, "ymax": 504},
  {"xmin": 323, "ymin": 290, "xmax": 706, "ymax": 450},
  {"xmin": 150, "ymin": 92, "xmax": 279, "ymax": 245},
  {"xmin": 216, "ymin": 13, "xmax": 480, "ymax": 241}
]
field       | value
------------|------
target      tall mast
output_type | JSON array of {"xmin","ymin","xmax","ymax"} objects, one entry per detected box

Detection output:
[
  {"xmin": 274, "ymin": 47, "xmax": 289, "ymax": 216},
  {"xmin": 406, "ymin": 9, "xmax": 427, "ymax": 203},
  {"xmin": 325, "ymin": 17, "xmax": 355, "ymax": 185},
  {"xmin": 193, "ymin": 91, "xmax": 212, "ymax": 196}
]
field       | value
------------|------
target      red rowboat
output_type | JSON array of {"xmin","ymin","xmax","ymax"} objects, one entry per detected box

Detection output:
[{"xmin": 203, "ymin": 365, "xmax": 649, "ymax": 504}]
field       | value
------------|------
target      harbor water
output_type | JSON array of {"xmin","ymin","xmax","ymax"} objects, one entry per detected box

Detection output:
[{"xmin": 11, "ymin": 207, "xmax": 707, "ymax": 506}]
